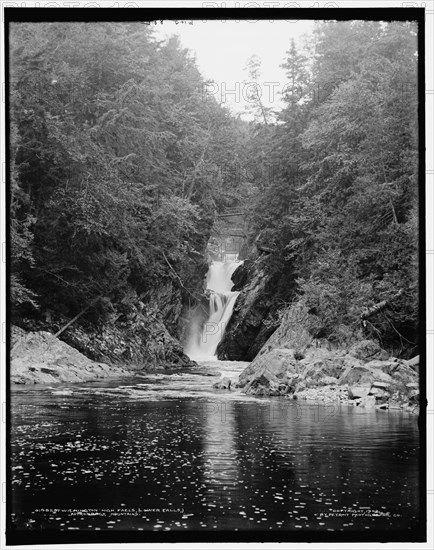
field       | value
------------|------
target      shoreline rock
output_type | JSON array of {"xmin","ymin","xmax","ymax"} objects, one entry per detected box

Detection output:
[
  {"xmin": 236, "ymin": 340, "xmax": 419, "ymax": 414},
  {"xmin": 213, "ymin": 377, "xmax": 233, "ymax": 390},
  {"xmin": 11, "ymin": 327, "xmax": 143, "ymax": 385}
]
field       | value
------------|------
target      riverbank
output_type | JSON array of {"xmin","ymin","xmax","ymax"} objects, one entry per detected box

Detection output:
[
  {"xmin": 11, "ymin": 324, "xmax": 420, "ymax": 417},
  {"xmin": 235, "ymin": 341, "xmax": 420, "ymax": 413},
  {"xmin": 10, "ymin": 326, "xmax": 141, "ymax": 385}
]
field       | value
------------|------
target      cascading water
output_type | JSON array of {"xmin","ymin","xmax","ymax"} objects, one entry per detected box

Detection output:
[{"xmin": 185, "ymin": 260, "xmax": 241, "ymax": 360}]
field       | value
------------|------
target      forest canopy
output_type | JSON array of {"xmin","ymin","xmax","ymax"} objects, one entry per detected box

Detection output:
[{"xmin": 9, "ymin": 20, "xmax": 419, "ymax": 356}]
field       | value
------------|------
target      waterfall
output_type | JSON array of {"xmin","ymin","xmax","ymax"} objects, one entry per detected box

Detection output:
[{"xmin": 185, "ymin": 260, "xmax": 241, "ymax": 360}]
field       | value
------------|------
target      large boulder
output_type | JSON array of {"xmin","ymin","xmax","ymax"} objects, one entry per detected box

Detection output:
[
  {"xmin": 338, "ymin": 364, "xmax": 393, "ymax": 386},
  {"xmin": 217, "ymin": 259, "xmax": 277, "ymax": 361},
  {"xmin": 317, "ymin": 376, "xmax": 339, "ymax": 387},
  {"xmin": 392, "ymin": 361, "xmax": 419, "ymax": 383},
  {"xmin": 213, "ymin": 377, "xmax": 233, "ymax": 390},
  {"xmin": 359, "ymin": 395, "xmax": 377, "ymax": 409},
  {"xmin": 369, "ymin": 387, "xmax": 389, "ymax": 403},
  {"xmin": 247, "ymin": 374, "xmax": 281, "ymax": 396},
  {"xmin": 406, "ymin": 355, "xmax": 420, "ymax": 372},
  {"xmin": 239, "ymin": 348, "xmax": 298, "ymax": 385},
  {"xmin": 408, "ymin": 390, "xmax": 419, "ymax": 404},
  {"xmin": 300, "ymin": 354, "xmax": 345, "ymax": 383},
  {"xmin": 362, "ymin": 359, "xmax": 399, "ymax": 376},
  {"xmin": 348, "ymin": 340, "xmax": 389, "ymax": 362},
  {"xmin": 239, "ymin": 348, "xmax": 300, "ymax": 395},
  {"xmin": 11, "ymin": 329, "xmax": 130, "ymax": 384},
  {"xmin": 348, "ymin": 385, "xmax": 371, "ymax": 399}
]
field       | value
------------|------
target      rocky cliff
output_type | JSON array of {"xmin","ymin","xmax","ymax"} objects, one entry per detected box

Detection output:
[
  {"xmin": 217, "ymin": 254, "xmax": 294, "ymax": 361},
  {"xmin": 15, "ymin": 272, "xmax": 205, "ymax": 371}
]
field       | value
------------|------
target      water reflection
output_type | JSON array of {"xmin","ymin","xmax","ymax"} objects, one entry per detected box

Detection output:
[{"xmin": 10, "ymin": 378, "xmax": 419, "ymax": 534}]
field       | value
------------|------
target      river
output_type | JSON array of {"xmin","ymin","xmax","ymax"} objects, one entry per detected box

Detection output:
[{"xmin": 10, "ymin": 359, "xmax": 420, "ymax": 534}]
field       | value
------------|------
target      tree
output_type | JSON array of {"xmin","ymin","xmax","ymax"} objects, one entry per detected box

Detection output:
[
  {"xmin": 9, "ymin": 22, "xmax": 246, "ymax": 330},
  {"xmin": 243, "ymin": 55, "xmax": 273, "ymax": 126},
  {"xmin": 243, "ymin": 21, "xmax": 419, "ymax": 354}
]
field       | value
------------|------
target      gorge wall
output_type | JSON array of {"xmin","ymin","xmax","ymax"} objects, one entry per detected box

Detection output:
[
  {"xmin": 217, "ymin": 250, "xmax": 297, "ymax": 361},
  {"xmin": 17, "ymin": 250, "xmax": 211, "ymax": 371}
]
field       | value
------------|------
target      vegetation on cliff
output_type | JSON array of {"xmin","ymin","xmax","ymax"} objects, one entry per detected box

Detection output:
[
  {"xmin": 9, "ymin": 20, "xmax": 419, "ymax": 365},
  {"xmin": 9, "ymin": 22, "xmax": 248, "ymax": 362},
  {"xmin": 219, "ymin": 21, "xmax": 419, "ymax": 359}
]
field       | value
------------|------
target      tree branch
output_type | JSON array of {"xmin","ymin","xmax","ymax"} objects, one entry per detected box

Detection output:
[{"xmin": 161, "ymin": 251, "xmax": 186, "ymax": 289}]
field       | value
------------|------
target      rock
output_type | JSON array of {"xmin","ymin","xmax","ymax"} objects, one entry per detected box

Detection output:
[
  {"xmin": 406, "ymin": 355, "xmax": 420, "ymax": 369},
  {"xmin": 408, "ymin": 390, "xmax": 419, "ymax": 403},
  {"xmin": 359, "ymin": 395, "xmax": 376, "ymax": 409},
  {"xmin": 238, "ymin": 348, "xmax": 298, "ymax": 389},
  {"xmin": 348, "ymin": 340, "xmax": 388, "ymax": 362},
  {"xmin": 11, "ymin": 325, "xmax": 27, "ymax": 346},
  {"xmin": 372, "ymin": 381, "xmax": 390, "ymax": 390},
  {"xmin": 216, "ymin": 259, "xmax": 276, "ymax": 361},
  {"xmin": 339, "ymin": 364, "xmax": 392, "ymax": 386},
  {"xmin": 247, "ymin": 374, "xmax": 280, "ymax": 396},
  {"xmin": 213, "ymin": 377, "xmax": 233, "ymax": 390},
  {"xmin": 392, "ymin": 362, "xmax": 419, "ymax": 383},
  {"xmin": 369, "ymin": 387, "xmax": 387, "ymax": 396},
  {"xmin": 302, "ymin": 358, "xmax": 343, "ymax": 382},
  {"xmin": 317, "ymin": 376, "xmax": 339, "ymax": 387},
  {"xmin": 369, "ymin": 388, "xmax": 389, "ymax": 403},
  {"xmin": 363, "ymin": 360, "xmax": 398, "ymax": 375},
  {"xmin": 11, "ymin": 329, "xmax": 131, "ymax": 385},
  {"xmin": 236, "ymin": 335, "xmax": 419, "ymax": 412},
  {"xmin": 348, "ymin": 385, "xmax": 371, "ymax": 399},
  {"xmin": 53, "ymin": 293, "xmax": 195, "ymax": 369}
]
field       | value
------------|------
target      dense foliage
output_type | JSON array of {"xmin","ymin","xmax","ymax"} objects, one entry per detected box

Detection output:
[
  {"xmin": 10, "ymin": 20, "xmax": 419, "ymax": 357},
  {"xmin": 10, "ymin": 23, "xmax": 247, "ymax": 330},
  {"xmin": 246, "ymin": 21, "xmax": 419, "ymax": 355}
]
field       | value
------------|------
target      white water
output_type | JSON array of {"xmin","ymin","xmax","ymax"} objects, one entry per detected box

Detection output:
[{"xmin": 185, "ymin": 260, "xmax": 242, "ymax": 360}]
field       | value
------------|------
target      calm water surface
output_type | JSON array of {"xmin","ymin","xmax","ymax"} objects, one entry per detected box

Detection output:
[{"xmin": 10, "ymin": 360, "xmax": 420, "ymax": 533}]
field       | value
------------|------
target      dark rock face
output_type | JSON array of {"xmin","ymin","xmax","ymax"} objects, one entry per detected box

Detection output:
[
  {"xmin": 216, "ymin": 258, "xmax": 281, "ymax": 361},
  {"xmin": 18, "ymin": 276, "xmax": 199, "ymax": 370},
  {"xmin": 60, "ymin": 310, "xmax": 194, "ymax": 370}
]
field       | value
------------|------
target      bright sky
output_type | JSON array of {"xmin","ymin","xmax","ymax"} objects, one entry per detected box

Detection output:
[{"xmin": 154, "ymin": 20, "xmax": 315, "ymax": 118}]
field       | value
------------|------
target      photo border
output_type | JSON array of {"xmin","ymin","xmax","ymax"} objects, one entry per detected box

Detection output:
[{"xmin": 2, "ymin": 5, "xmax": 428, "ymax": 546}]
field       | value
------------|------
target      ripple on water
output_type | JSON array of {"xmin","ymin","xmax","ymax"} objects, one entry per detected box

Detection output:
[{"xmin": 10, "ymin": 360, "xmax": 420, "ymax": 533}]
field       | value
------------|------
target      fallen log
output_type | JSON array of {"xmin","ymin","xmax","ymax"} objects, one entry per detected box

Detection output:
[
  {"xmin": 256, "ymin": 243, "xmax": 275, "ymax": 254},
  {"xmin": 360, "ymin": 290, "xmax": 403, "ymax": 321},
  {"xmin": 54, "ymin": 297, "xmax": 100, "ymax": 337},
  {"xmin": 361, "ymin": 300, "xmax": 388, "ymax": 320}
]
